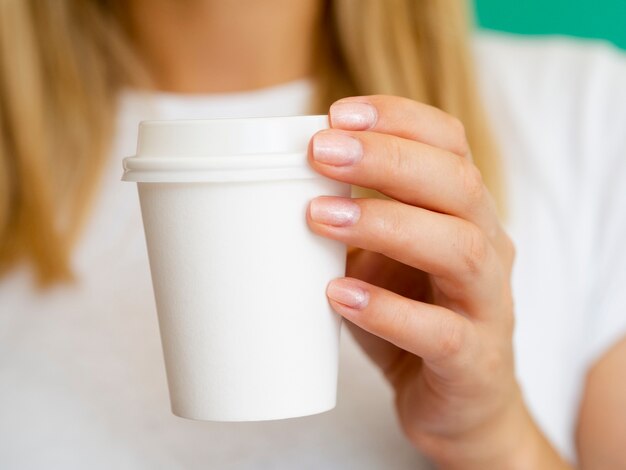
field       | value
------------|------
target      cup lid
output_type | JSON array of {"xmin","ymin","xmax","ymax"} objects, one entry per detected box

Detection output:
[{"xmin": 122, "ymin": 115, "xmax": 329, "ymax": 183}]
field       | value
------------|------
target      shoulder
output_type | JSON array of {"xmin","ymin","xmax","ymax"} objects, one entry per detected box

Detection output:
[
  {"xmin": 471, "ymin": 31, "xmax": 626, "ymax": 189},
  {"xmin": 472, "ymin": 31, "xmax": 626, "ymax": 125},
  {"xmin": 472, "ymin": 30, "xmax": 626, "ymax": 85}
]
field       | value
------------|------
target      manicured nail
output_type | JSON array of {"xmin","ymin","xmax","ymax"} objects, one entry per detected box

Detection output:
[
  {"xmin": 312, "ymin": 131, "xmax": 363, "ymax": 166},
  {"xmin": 329, "ymin": 101, "xmax": 377, "ymax": 130},
  {"xmin": 327, "ymin": 279, "xmax": 370, "ymax": 309},
  {"xmin": 309, "ymin": 197, "xmax": 361, "ymax": 227}
]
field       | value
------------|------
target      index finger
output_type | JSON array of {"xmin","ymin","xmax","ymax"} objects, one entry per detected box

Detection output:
[{"xmin": 329, "ymin": 95, "xmax": 470, "ymax": 159}]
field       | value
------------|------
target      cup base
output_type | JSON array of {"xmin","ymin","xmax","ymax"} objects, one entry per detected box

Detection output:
[{"xmin": 170, "ymin": 400, "xmax": 337, "ymax": 423}]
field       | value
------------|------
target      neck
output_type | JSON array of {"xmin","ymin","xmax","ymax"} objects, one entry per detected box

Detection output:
[{"xmin": 126, "ymin": 0, "xmax": 322, "ymax": 93}]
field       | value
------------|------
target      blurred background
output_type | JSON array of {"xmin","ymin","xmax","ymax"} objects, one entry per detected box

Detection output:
[{"xmin": 474, "ymin": 0, "xmax": 626, "ymax": 50}]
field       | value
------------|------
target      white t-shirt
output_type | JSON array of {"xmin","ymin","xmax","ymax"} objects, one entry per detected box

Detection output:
[{"xmin": 1, "ymin": 32, "xmax": 626, "ymax": 469}]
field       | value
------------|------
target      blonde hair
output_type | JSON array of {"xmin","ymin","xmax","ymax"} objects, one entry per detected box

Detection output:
[{"xmin": 0, "ymin": 0, "xmax": 501, "ymax": 285}]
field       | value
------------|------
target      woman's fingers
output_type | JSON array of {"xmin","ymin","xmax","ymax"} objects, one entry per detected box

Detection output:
[
  {"xmin": 308, "ymin": 129, "xmax": 499, "ymax": 238},
  {"xmin": 329, "ymin": 95, "xmax": 470, "ymax": 159},
  {"xmin": 310, "ymin": 94, "xmax": 515, "ymax": 320},
  {"xmin": 326, "ymin": 277, "xmax": 475, "ymax": 372},
  {"xmin": 307, "ymin": 196, "xmax": 503, "ymax": 317}
]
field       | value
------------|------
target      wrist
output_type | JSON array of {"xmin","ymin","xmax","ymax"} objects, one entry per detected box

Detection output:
[{"xmin": 427, "ymin": 388, "xmax": 570, "ymax": 469}]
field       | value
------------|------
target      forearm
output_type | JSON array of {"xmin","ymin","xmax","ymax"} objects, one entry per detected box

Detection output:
[{"xmin": 491, "ymin": 403, "xmax": 571, "ymax": 470}]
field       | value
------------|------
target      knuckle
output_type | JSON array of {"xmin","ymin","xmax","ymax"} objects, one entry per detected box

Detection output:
[
  {"xmin": 437, "ymin": 316, "xmax": 466, "ymax": 360},
  {"xmin": 461, "ymin": 161, "xmax": 485, "ymax": 206},
  {"xmin": 376, "ymin": 202, "xmax": 405, "ymax": 240},
  {"xmin": 375, "ymin": 136, "xmax": 417, "ymax": 197},
  {"xmin": 387, "ymin": 306, "xmax": 411, "ymax": 338},
  {"xmin": 448, "ymin": 116, "xmax": 470, "ymax": 157},
  {"xmin": 385, "ymin": 136, "xmax": 410, "ymax": 176},
  {"xmin": 457, "ymin": 223, "xmax": 490, "ymax": 276}
]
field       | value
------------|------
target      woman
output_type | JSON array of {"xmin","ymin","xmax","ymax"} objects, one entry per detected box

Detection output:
[{"xmin": 1, "ymin": 0, "xmax": 625, "ymax": 468}]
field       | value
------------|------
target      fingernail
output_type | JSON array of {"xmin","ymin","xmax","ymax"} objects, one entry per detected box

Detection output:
[
  {"xmin": 330, "ymin": 102, "xmax": 377, "ymax": 130},
  {"xmin": 309, "ymin": 197, "xmax": 361, "ymax": 227},
  {"xmin": 312, "ymin": 131, "xmax": 363, "ymax": 166},
  {"xmin": 327, "ymin": 279, "xmax": 370, "ymax": 309}
]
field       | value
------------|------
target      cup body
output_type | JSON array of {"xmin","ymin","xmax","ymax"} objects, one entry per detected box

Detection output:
[{"xmin": 123, "ymin": 116, "xmax": 349, "ymax": 421}]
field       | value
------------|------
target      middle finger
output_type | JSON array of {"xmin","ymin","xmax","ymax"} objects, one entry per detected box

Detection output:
[{"xmin": 309, "ymin": 129, "xmax": 500, "ymax": 239}]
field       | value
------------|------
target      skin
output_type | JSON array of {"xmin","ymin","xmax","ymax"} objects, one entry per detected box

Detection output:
[
  {"xmin": 126, "ymin": 0, "xmax": 322, "ymax": 92},
  {"xmin": 128, "ymin": 1, "xmax": 626, "ymax": 467}
]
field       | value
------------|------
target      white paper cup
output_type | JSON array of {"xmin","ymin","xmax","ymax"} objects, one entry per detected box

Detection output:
[{"xmin": 122, "ymin": 115, "xmax": 350, "ymax": 421}]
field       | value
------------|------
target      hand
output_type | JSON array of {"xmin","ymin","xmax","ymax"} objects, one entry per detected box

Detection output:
[{"xmin": 306, "ymin": 96, "xmax": 568, "ymax": 468}]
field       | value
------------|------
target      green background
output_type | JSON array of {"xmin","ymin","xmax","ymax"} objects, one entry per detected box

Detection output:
[{"xmin": 473, "ymin": 0, "xmax": 626, "ymax": 50}]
